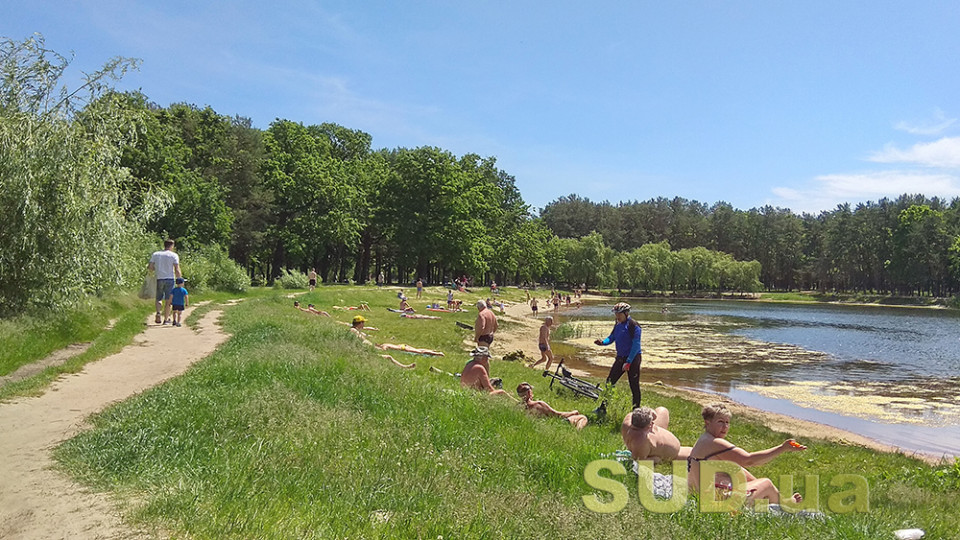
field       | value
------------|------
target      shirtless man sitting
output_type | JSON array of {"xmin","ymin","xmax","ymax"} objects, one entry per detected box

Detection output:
[
  {"xmin": 621, "ymin": 406, "xmax": 691, "ymax": 463},
  {"xmin": 517, "ymin": 382, "xmax": 588, "ymax": 430},
  {"xmin": 460, "ymin": 346, "xmax": 514, "ymax": 400},
  {"xmin": 688, "ymin": 403, "xmax": 806, "ymax": 505}
]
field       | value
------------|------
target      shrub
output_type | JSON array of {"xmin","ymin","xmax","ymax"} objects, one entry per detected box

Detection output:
[
  {"xmin": 179, "ymin": 245, "xmax": 249, "ymax": 293},
  {"xmin": 276, "ymin": 269, "xmax": 309, "ymax": 289}
]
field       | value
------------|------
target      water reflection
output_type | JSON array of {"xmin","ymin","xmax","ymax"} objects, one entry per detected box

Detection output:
[{"xmin": 550, "ymin": 299, "xmax": 960, "ymax": 457}]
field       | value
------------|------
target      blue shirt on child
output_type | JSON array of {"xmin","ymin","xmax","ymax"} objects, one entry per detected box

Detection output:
[{"xmin": 170, "ymin": 286, "xmax": 188, "ymax": 306}]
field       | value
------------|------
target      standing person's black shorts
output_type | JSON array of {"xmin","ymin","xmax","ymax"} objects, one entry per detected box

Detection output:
[{"xmin": 606, "ymin": 353, "xmax": 642, "ymax": 409}]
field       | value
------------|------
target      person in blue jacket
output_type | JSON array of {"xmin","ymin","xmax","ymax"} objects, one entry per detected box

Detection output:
[{"xmin": 594, "ymin": 302, "xmax": 643, "ymax": 410}]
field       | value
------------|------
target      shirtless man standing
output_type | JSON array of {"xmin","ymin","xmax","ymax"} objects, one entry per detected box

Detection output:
[
  {"xmin": 460, "ymin": 346, "xmax": 513, "ymax": 399},
  {"xmin": 474, "ymin": 300, "xmax": 498, "ymax": 348},
  {"xmin": 621, "ymin": 406, "xmax": 691, "ymax": 463},
  {"xmin": 530, "ymin": 316, "xmax": 555, "ymax": 370}
]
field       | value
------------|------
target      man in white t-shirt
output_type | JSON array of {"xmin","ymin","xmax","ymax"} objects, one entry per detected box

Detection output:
[{"xmin": 148, "ymin": 239, "xmax": 182, "ymax": 325}]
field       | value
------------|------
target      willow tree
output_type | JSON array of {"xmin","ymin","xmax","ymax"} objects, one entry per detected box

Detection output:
[{"xmin": 0, "ymin": 34, "xmax": 153, "ymax": 311}]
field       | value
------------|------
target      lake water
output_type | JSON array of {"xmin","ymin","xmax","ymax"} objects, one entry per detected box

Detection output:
[{"xmin": 553, "ymin": 300, "xmax": 960, "ymax": 459}]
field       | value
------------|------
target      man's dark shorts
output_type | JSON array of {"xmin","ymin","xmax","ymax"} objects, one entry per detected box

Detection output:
[
  {"xmin": 478, "ymin": 334, "xmax": 494, "ymax": 345},
  {"xmin": 156, "ymin": 279, "xmax": 175, "ymax": 302},
  {"xmin": 309, "ymin": 279, "xmax": 317, "ymax": 286},
  {"xmin": 538, "ymin": 343, "xmax": 549, "ymax": 352}
]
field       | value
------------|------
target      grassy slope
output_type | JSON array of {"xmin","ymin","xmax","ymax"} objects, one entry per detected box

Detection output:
[
  {"xmin": 0, "ymin": 289, "xmax": 274, "ymax": 401},
  {"xmin": 52, "ymin": 286, "xmax": 960, "ymax": 539},
  {"xmin": 0, "ymin": 293, "xmax": 148, "ymax": 377}
]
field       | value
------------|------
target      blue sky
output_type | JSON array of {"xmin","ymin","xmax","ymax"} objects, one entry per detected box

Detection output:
[{"xmin": 6, "ymin": 1, "xmax": 960, "ymax": 214}]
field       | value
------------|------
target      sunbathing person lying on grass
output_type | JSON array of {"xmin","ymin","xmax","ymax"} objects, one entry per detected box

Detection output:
[
  {"xmin": 460, "ymin": 347, "xmax": 515, "ymax": 400},
  {"xmin": 333, "ymin": 303, "xmax": 370, "ymax": 311},
  {"xmin": 516, "ymin": 382, "xmax": 588, "ymax": 430},
  {"xmin": 347, "ymin": 316, "xmax": 415, "ymax": 369},
  {"xmin": 400, "ymin": 312, "xmax": 441, "ymax": 319},
  {"xmin": 294, "ymin": 301, "xmax": 330, "ymax": 317},
  {"xmin": 688, "ymin": 403, "xmax": 806, "ymax": 505},
  {"xmin": 377, "ymin": 343, "xmax": 443, "ymax": 356},
  {"xmin": 621, "ymin": 406, "xmax": 691, "ymax": 463}
]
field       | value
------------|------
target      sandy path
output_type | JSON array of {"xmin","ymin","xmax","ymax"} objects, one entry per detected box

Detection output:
[{"xmin": 0, "ymin": 304, "xmax": 233, "ymax": 540}]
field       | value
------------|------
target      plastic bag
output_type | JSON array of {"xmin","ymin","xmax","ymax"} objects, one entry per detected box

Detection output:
[{"xmin": 139, "ymin": 273, "xmax": 156, "ymax": 300}]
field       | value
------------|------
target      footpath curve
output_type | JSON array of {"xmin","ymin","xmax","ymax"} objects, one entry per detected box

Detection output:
[{"xmin": 0, "ymin": 304, "xmax": 233, "ymax": 540}]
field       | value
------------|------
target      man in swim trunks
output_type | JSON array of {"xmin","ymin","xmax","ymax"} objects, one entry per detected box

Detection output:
[
  {"xmin": 621, "ymin": 406, "xmax": 691, "ymax": 463},
  {"xmin": 530, "ymin": 297, "xmax": 538, "ymax": 317},
  {"xmin": 474, "ymin": 300, "xmax": 498, "ymax": 348},
  {"xmin": 460, "ymin": 347, "xmax": 513, "ymax": 399},
  {"xmin": 687, "ymin": 403, "xmax": 806, "ymax": 505},
  {"xmin": 531, "ymin": 316, "xmax": 555, "ymax": 370}
]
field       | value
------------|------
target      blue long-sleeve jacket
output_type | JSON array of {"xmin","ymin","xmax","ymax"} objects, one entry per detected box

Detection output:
[{"xmin": 600, "ymin": 317, "xmax": 642, "ymax": 365}]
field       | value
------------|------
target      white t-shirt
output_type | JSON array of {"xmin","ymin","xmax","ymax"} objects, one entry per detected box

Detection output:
[{"xmin": 150, "ymin": 250, "xmax": 180, "ymax": 279}]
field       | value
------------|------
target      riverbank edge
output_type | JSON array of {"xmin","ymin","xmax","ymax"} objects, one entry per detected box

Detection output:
[
  {"xmin": 497, "ymin": 296, "xmax": 949, "ymax": 466},
  {"xmin": 592, "ymin": 290, "xmax": 955, "ymax": 311}
]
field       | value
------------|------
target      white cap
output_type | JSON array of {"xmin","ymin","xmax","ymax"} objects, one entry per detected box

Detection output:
[
  {"xmin": 476, "ymin": 300, "xmax": 486, "ymax": 310},
  {"xmin": 470, "ymin": 346, "xmax": 491, "ymax": 357}
]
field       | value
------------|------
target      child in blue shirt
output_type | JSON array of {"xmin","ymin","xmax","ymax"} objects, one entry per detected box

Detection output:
[{"xmin": 169, "ymin": 278, "xmax": 189, "ymax": 327}]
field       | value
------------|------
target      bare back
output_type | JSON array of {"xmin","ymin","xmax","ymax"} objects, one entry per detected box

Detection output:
[
  {"xmin": 460, "ymin": 360, "xmax": 493, "ymax": 391},
  {"xmin": 621, "ymin": 410, "xmax": 684, "ymax": 463}
]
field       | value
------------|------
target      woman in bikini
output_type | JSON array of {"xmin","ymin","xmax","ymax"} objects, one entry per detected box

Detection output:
[{"xmin": 688, "ymin": 403, "xmax": 806, "ymax": 505}]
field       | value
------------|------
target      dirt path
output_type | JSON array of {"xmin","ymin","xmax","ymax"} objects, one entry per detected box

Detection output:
[
  {"xmin": 0, "ymin": 304, "xmax": 234, "ymax": 540},
  {"xmin": 0, "ymin": 320, "xmax": 119, "ymax": 388}
]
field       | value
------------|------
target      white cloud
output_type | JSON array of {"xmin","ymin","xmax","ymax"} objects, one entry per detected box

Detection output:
[
  {"xmin": 894, "ymin": 109, "xmax": 957, "ymax": 136},
  {"xmin": 769, "ymin": 170, "xmax": 960, "ymax": 214},
  {"xmin": 867, "ymin": 137, "xmax": 960, "ymax": 169}
]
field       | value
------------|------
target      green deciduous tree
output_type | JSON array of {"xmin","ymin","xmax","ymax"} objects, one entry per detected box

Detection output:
[{"xmin": 1, "ymin": 35, "xmax": 153, "ymax": 311}]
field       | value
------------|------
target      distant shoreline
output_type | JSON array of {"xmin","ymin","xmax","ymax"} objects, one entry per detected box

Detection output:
[{"xmin": 567, "ymin": 290, "xmax": 955, "ymax": 311}]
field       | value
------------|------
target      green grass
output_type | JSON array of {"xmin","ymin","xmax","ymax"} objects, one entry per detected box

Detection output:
[
  {"xmin": 0, "ymin": 293, "xmax": 145, "ymax": 377},
  {"xmin": 0, "ymin": 287, "xmax": 277, "ymax": 401},
  {"xmin": 50, "ymin": 285, "xmax": 960, "ymax": 538}
]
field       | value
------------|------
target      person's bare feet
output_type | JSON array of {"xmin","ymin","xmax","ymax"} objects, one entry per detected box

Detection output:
[{"xmin": 792, "ymin": 492, "xmax": 803, "ymax": 503}]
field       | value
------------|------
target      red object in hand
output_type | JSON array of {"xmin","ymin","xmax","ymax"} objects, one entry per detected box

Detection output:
[{"xmin": 789, "ymin": 440, "xmax": 804, "ymax": 448}]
